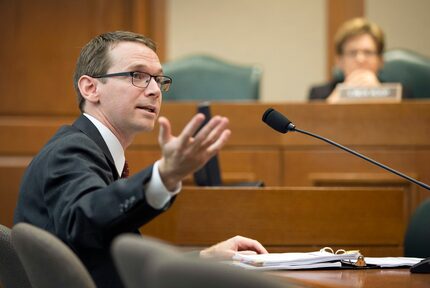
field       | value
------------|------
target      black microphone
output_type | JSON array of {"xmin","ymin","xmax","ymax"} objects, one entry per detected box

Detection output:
[{"xmin": 262, "ymin": 108, "xmax": 430, "ymax": 191}]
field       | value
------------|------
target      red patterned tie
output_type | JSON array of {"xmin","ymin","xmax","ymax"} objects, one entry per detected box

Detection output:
[{"xmin": 121, "ymin": 160, "xmax": 129, "ymax": 178}]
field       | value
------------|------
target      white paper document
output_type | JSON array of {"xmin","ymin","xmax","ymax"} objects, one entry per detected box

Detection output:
[
  {"xmin": 233, "ymin": 249, "xmax": 360, "ymax": 270},
  {"xmin": 233, "ymin": 260, "xmax": 343, "ymax": 271},
  {"xmin": 232, "ymin": 249, "xmax": 424, "ymax": 271},
  {"xmin": 364, "ymin": 257, "xmax": 423, "ymax": 268}
]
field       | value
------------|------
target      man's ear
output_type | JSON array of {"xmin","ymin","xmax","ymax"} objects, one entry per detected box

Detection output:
[{"xmin": 78, "ymin": 75, "xmax": 100, "ymax": 104}]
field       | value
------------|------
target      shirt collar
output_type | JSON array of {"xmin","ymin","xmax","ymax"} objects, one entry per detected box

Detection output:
[{"xmin": 83, "ymin": 113, "xmax": 125, "ymax": 176}]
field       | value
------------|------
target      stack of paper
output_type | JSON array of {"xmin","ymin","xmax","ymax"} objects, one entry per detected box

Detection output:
[
  {"xmin": 233, "ymin": 250, "xmax": 360, "ymax": 271},
  {"xmin": 364, "ymin": 257, "xmax": 423, "ymax": 268}
]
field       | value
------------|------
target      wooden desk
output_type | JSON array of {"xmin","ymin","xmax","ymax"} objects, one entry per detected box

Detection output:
[
  {"xmin": 1, "ymin": 101, "xmax": 429, "ymax": 228},
  {"xmin": 269, "ymin": 269, "xmax": 430, "ymax": 288},
  {"xmin": 140, "ymin": 186, "xmax": 409, "ymax": 256}
]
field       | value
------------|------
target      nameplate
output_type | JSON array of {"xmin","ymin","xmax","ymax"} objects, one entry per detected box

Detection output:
[{"xmin": 337, "ymin": 83, "xmax": 402, "ymax": 103}]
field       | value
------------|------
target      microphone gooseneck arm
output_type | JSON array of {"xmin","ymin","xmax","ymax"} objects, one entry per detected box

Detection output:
[
  {"xmin": 291, "ymin": 126, "xmax": 430, "ymax": 191},
  {"xmin": 262, "ymin": 107, "xmax": 430, "ymax": 192}
]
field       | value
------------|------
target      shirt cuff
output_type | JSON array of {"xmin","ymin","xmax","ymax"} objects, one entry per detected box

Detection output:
[{"xmin": 145, "ymin": 160, "xmax": 182, "ymax": 209}]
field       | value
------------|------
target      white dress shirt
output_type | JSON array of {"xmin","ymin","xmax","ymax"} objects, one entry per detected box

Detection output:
[{"xmin": 83, "ymin": 113, "xmax": 181, "ymax": 209}]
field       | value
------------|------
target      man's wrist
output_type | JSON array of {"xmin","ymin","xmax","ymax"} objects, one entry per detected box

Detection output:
[{"xmin": 157, "ymin": 158, "xmax": 181, "ymax": 191}]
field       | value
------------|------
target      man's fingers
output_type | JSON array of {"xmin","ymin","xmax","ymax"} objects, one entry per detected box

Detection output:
[
  {"xmin": 193, "ymin": 116, "xmax": 223, "ymax": 142},
  {"xmin": 200, "ymin": 117, "xmax": 229, "ymax": 147},
  {"xmin": 235, "ymin": 250, "xmax": 258, "ymax": 255},
  {"xmin": 235, "ymin": 236, "xmax": 269, "ymax": 254},
  {"xmin": 207, "ymin": 129, "xmax": 231, "ymax": 154},
  {"xmin": 178, "ymin": 114, "xmax": 229, "ymax": 153},
  {"xmin": 177, "ymin": 113, "xmax": 206, "ymax": 147}
]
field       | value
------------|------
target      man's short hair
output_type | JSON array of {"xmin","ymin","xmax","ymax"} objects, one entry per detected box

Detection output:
[
  {"xmin": 334, "ymin": 18, "xmax": 385, "ymax": 56},
  {"xmin": 73, "ymin": 31, "xmax": 156, "ymax": 112}
]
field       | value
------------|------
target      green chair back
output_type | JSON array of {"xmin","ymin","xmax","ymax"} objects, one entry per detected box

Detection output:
[
  {"xmin": 162, "ymin": 55, "xmax": 261, "ymax": 101},
  {"xmin": 379, "ymin": 49, "xmax": 430, "ymax": 99},
  {"xmin": 404, "ymin": 199, "xmax": 430, "ymax": 257}
]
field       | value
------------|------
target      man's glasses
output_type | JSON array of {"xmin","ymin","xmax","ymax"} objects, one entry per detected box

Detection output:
[{"xmin": 92, "ymin": 71, "xmax": 172, "ymax": 92}]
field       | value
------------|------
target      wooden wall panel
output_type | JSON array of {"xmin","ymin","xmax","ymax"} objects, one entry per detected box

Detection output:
[
  {"xmin": 1, "ymin": 102, "xmax": 429, "ymax": 246},
  {"xmin": 0, "ymin": 116, "xmax": 74, "ymax": 155},
  {"xmin": 0, "ymin": 158, "xmax": 31, "ymax": 227},
  {"xmin": 327, "ymin": 0, "xmax": 364, "ymax": 79},
  {"xmin": 282, "ymin": 149, "xmax": 429, "ymax": 185},
  {"xmin": 140, "ymin": 186, "xmax": 408, "ymax": 256},
  {"xmin": 126, "ymin": 149, "xmax": 282, "ymax": 186},
  {"xmin": 0, "ymin": 0, "xmax": 165, "ymax": 116},
  {"xmin": 282, "ymin": 149, "xmax": 428, "ymax": 213},
  {"xmin": 219, "ymin": 150, "xmax": 282, "ymax": 186}
]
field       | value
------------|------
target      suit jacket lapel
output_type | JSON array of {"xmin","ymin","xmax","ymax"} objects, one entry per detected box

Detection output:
[{"xmin": 72, "ymin": 114, "xmax": 119, "ymax": 179}]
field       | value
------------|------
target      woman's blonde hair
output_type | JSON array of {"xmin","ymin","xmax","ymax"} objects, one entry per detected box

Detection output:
[{"xmin": 335, "ymin": 18, "xmax": 385, "ymax": 56}]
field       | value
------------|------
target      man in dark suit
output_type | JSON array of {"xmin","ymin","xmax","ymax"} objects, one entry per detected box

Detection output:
[{"xmin": 14, "ymin": 31, "xmax": 267, "ymax": 288}]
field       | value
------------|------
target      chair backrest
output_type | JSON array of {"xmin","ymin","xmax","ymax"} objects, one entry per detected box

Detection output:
[
  {"xmin": 112, "ymin": 234, "xmax": 297, "ymax": 288},
  {"xmin": 111, "ymin": 234, "xmax": 181, "ymax": 288},
  {"xmin": 162, "ymin": 55, "xmax": 262, "ymax": 101},
  {"xmin": 404, "ymin": 199, "xmax": 430, "ymax": 257},
  {"xmin": 379, "ymin": 49, "xmax": 430, "ymax": 99},
  {"xmin": 0, "ymin": 224, "xmax": 32, "ymax": 288},
  {"xmin": 11, "ymin": 223, "xmax": 96, "ymax": 288},
  {"xmin": 154, "ymin": 254, "xmax": 294, "ymax": 288}
]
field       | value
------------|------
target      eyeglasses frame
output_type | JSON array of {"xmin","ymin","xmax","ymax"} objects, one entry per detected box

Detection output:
[{"xmin": 91, "ymin": 71, "xmax": 172, "ymax": 92}]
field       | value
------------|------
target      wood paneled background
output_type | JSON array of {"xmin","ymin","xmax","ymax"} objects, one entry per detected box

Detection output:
[
  {"xmin": 0, "ymin": 0, "xmax": 164, "ymax": 116},
  {"xmin": 140, "ymin": 186, "xmax": 409, "ymax": 256}
]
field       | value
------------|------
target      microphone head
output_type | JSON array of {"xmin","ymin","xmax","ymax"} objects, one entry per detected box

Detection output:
[{"xmin": 262, "ymin": 108, "xmax": 295, "ymax": 134}]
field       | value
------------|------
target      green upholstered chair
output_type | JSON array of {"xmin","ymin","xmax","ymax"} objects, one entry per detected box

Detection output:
[
  {"xmin": 379, "ymin": 49, "xmax": 430, "ymax": 99},
  {"xmin": 404, "ymin": 199, "xmax": 430, "ymax": 257},
  {"xmin": 162, "ymin": 55, "xmax": 261, "ymax": 101}
]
